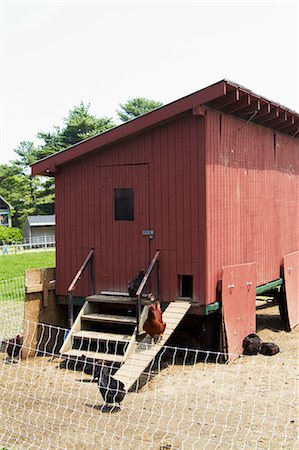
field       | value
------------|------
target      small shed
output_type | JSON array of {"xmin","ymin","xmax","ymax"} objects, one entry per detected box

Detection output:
[
  {"xmin": 31, "ymin": 80, "xmax": 299, "ymax": 358},
  {"xmin": 23, "ymin": 215, "xmax": 55, "ymax": 243},
  {"xmin": 0, "ymin": 195, "xmax": 12, "ymax": 227}
]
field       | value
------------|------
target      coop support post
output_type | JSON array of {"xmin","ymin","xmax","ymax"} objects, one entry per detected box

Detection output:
[
  {"xmin": 23, "ymin": 267, "xmax": 57, "ymax": 358},
  {"xmin": 67, "ymin": 291, "xmax": 74, "ymax": 329}
]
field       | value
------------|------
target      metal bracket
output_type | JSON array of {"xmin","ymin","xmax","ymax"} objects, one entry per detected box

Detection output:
[
  {"xmin": 246, "ymin": 281, "xmax": 253, "ymax": 290},
  {"xmin": 142, "ymin": 230, "xmax": 154, "ymax": 240},
  {"xmin": 228, "ymin": 283, "xmax": 235, "ymax": 293}
]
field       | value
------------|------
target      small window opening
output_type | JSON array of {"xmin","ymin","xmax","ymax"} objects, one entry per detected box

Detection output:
[
  {"xmin": 114, "ymin": 188, "xmax": 134, "ymax": 221},
  {"xmin": 179, "ymin": 275, "xmax": 193, "ymax": 298}
]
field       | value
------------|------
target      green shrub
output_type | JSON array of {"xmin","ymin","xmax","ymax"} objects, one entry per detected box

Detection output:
[{"xmin": 0, "ymin": 227, "xmax": 23, "ymax": 244}]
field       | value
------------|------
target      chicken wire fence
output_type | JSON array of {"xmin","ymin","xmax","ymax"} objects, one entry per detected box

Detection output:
[
  {"xmin": 0, "ymin": 276, "xmax": 25, "ymax": 339},
  {"xmin": 1, "ymin": 316, "xmax": 298, "ymax": 450}
]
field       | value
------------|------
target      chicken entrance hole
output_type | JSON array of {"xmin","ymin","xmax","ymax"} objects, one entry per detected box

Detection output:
[{"xmin": 179, "ymin": 275, "xmax": 193, "ymax": 299}]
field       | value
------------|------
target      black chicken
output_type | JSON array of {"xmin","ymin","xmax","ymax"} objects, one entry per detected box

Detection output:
[
  {"xmin": 6, "ymin": 334, "xmax": 23, "ymax": 360},
  {"xmin": 98, "ymin": 366, "xmax": 126, "ymax": 405},
  {"xmin": 242, "ymin": 333, "xmax": 261, "ymax": 355},
  {"xmin": 128, "ymin": 270, "xmax": 145, "ymax": 298},
  {"xmin": 259, "ymin": 342, "xmax": 280, "ymax": 356}
]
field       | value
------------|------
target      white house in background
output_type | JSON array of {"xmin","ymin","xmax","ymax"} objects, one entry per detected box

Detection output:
[
  {"xmin": 23, "ymin": 215, "xmax": 55, "ymax": 243},
  {"xmin": 0, "ymin": 195, "xmax": 12, "ymax": 227}
]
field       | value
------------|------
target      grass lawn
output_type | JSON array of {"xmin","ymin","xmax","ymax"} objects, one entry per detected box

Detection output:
[{"xmin": 0, "ymin": 250, "xmax": 56, "ymax": 281}]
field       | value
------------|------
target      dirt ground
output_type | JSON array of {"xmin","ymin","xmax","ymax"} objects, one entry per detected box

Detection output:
[{"xmin": 1, "ymin": 302, "xmax": 298, "ymax": 450}]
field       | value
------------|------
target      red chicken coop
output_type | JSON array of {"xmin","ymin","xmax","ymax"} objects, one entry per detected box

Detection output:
[{"xmin": 32, "ymin": 80, "xmax": 299, "ymax": 370}]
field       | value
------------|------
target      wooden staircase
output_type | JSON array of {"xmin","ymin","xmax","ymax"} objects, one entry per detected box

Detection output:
[
  {"xmin": 60, "ymin": 294, "xmax": 138, "ymax": 364},
  {"xmin": 60, "ymin": 295, "xmax": 191, "ymax": 388}
]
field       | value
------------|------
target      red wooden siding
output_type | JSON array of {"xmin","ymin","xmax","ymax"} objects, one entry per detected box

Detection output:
[
  {"xmin": 55, "ymin": 113, "xmax": 206, "ymax": 303},
  {"xmin": 55, "ymin": 106, "xmax": 298, "ymax": 307},
  {"xmin": 98, "ymin": 164, "xmax": 149, "ymax": 292},
  {"xmin": 205, "ymin": 110, "xmax": 299, "ymax": 303}
]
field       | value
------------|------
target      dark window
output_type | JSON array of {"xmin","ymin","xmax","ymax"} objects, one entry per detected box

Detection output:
[
  {"xmin": 0, "ymin": 213, "xmax": 9, "ymax": 226},
  {"xmin": 179, "ymin": 275, "xmax": 193, "ymax": 298},
  {"xmin": 114, "ymin": 188, "xmax": 134, "ymax": 221}
]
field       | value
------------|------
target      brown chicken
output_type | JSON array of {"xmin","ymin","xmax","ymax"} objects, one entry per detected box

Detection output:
[{"xmin": 143, "ymin": 300, "xmax": 166, "ymax": 338}]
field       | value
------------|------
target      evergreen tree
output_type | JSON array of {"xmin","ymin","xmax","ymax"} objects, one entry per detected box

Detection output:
[
  {"xmin": 0, "ymin": 103, "xmax": 115, "ymax": 226},
  {"xmin": 117, "ymin": 98, "xmax": 163, "ymax": 122}
]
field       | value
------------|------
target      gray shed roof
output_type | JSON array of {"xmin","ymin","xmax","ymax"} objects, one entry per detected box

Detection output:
[
  {"xmin": 0, "ymin": 195, "xmax": 13, "ymax": 210},
  {"xmin": 27, "ymin": 215, "xmax": 55, "ymax": 226}
]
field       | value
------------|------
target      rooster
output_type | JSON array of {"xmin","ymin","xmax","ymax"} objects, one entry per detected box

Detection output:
[
  {"xmin": 5, "ymin": 334, "xmax": 23, "ymax": 361},
  {"xmin": 128, "ymin": 270, "xmax": 145, "ymax": 298},
  {"xmin": 98, "ymin": 366, "xmax": 126, "ymax": 405},
  {"xmin": 143, "ymin": 298, "xmax": 166, "ymax": 339}
]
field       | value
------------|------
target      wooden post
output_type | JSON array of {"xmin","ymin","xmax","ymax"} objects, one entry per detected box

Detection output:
[{"xmin": 22, "ymin": 268, "xmax": 57, "ymax": 358}]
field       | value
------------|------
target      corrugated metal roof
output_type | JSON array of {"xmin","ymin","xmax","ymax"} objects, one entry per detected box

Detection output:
[
  {"xmin": 27, "ymin": 215, "xmax": 55, "ymax": 226},
  {"xmin": 31, "ymin": 80, "xmax": 299, "ymax": 177}
]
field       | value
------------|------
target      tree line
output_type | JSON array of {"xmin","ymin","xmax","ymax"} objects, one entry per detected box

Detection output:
[{"xmin": 0, "ymin": 98, "xmax": 162, "ymax": 228}]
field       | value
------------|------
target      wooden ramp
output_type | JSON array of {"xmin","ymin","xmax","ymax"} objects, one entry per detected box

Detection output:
[{"xmin": 113, "ymin": 301, "xmax": 191, "ymax": 391}]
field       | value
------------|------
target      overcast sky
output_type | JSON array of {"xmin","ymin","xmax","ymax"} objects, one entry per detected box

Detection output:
[{"xmin": 1, "ymin": 0, "xmax": 298, "ymax": 164}]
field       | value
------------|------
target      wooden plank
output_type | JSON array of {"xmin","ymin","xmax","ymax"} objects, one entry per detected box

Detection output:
[
  {"xmin": 42, "ymin": 269, "xmax": 48, "ymax": 307},
  {"xmin": 86, "ymin": 294, "xmax": 132, "ymax": 304},
  {"xmin": 169, "ymin": 302, "xmax": 192, "ymax": 309},
  {"xmin": 116, "ymin": 358, "xmax": 151, "ymax": 368},
  {"xmin": 114, "ymin": 301, "xmax": 190, "ymax": 390},
  {"xmin": 222, "ymin": 263, "xmax": 257, "ymax": 361},
  {"xmin": 283, "ymin": 251, "xmax": 299, "ymax": 329},
  {"xmin": 161, "ymin": 311, "xmax": 185, "ymax": 319},
  {"xmin": 25, "ymin": 282, "xmax": 56, "ymax": 294},
  {"xmin": 164, "ymin": 312, "xmax": 185, "ymax": 320},
  {"xmin": 60, "ymin": 300, "xmax": 89, "ymax": 354},
  {"xmin": 81, "ymin": 313, "xmax": 137, "ymax": 324},
  {"xmin": 100, "ymin": 291, "xmax": 130, "ymax": 296},
  {"xmin": 64, "ymin": 349, "xmax": 124, "ymax": 363},
  {"xmin": 126, "ymin": 352, "xmax": 162, "ymax": 362},
  {"xmin": 123, "ymin": 329, "xmax": 137, "ymax": 361},
  {"xmin": 74, "ymin": 330, "xmax": 132, "ymax": 342},
  {"xmin": 25, "ymin": 268, "xmax": 56, "ymax": 295}
]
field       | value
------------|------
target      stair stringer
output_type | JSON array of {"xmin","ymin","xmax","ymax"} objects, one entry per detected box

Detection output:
[
  {"xmin": 60, "ymin": 300, "xmax": 90, "ymax": 354},
  {"xmin": 123, "ymin": 328, "xmax": 137, "ymax": 361}
]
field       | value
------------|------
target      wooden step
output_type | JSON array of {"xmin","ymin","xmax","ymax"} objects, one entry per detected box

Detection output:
[
  {"xmin": 86, "ymin": 294, "xmax": 151, "ymax": 305},
  {"xmin": 81, "ymin": 313, "xmax": 137, "ymax": 325},
  {"xmin": 73, "ymin": 330, "xmax": 132, "ymax": 342},
  {"xmin": 63, "ymin": 349, "xmax": 124, "ymax": 363},
  {"xmin": 113, "ymin": 301, "xmax": 191, "ymax": 391},
  {"xmin": 86, "ymin": 294, "xmax": 133, "ymax": 304}
]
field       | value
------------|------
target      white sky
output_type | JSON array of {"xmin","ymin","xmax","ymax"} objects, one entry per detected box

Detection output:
[{"xmin": 0, "ymin": 0, "xmax": 298, "ymax": 164}]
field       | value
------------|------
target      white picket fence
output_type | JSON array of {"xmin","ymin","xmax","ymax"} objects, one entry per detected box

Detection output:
[{"xmin": 0, "ymin": 236, "xmax": 55, "ymax": 255}]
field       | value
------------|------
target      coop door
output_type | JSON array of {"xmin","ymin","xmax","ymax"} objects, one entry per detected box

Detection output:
[
  {"xmin": 221, "ymin": 262, "xmax": 257, "ymax": 361},
  {"xmin": 283, "ymin": 250, "xmax": 299, "ymax": 329},
  {"xmin": 98, "ymin": 164, "xmax": 150, "ymax": 293}
]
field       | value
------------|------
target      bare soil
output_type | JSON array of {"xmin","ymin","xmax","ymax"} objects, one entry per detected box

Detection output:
[{"xmin": 1, "ymin": 302, "xmax": 298, "ymax": 450}]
